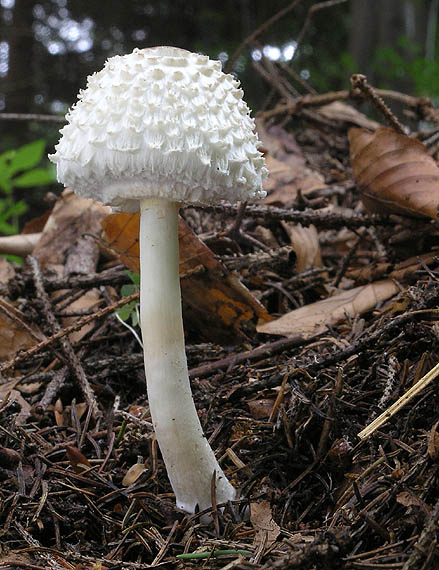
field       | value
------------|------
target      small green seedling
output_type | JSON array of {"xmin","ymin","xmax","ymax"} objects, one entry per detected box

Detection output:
[
  {"xmin": 116, "ymin": 270, "xmax": 140, "ymax": 326},
  {"xmin": 115, "ymin": 271, "xmax": 143, "ymax": 347}
]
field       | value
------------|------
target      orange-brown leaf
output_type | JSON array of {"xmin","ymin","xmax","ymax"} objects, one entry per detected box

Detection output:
[
  {"xmin": 101, "ymin": 212, "xmax": 270, "ymax": 342},
  {"xmin": 349, "ymin": 126, "xmax": 439, "ymax": 218},
  {"xmin": 100, "ymin": 212, "xmax": 140, "ymax": 273}
]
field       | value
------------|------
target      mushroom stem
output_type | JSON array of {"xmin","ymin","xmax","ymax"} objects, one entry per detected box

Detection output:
[{"xmin": 139, "ymin": 197, "xmax": 236, "ymax": 515}]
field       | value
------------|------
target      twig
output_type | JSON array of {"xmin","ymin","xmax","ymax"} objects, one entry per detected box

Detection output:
[
  {"xmin": 257, "ymin": 90, "xmax": 350, "ymax": 120},
  {"xmin": 188, "ymin": 335, "xmax": 310, "ymax": 379},
  {"xmin": 293, "ymin": 0, "xmax": 348, "ymax": 58},
  {"xmin": 38, "ymin": 368, "xmax": 69, "ymax": 411},
  {"xmin": 332, "ymin": 229, "xmax": 366, "ymax": 287},
  {"xmin": 222, "ymin": 245, "xmax": 293, "ymax": 272},
  {"xmin": 0, "ymin": 298, "xmax": 45, "ymax": 343},
  {"xmin": 257, "ymin": 87, "xmax": 436, "ymax": 122},
  {"xmin": 0, "ymin": 112, "xmax": 66, "ymax": 123},
  {"xmin": 0, "ymin": 287, "xmax": 139, "ymax": 374},
  {"xmin": 228, "ymin": 201, "xmax": 248, "ymax": 237},
  {"xmin": 358, "ymin": 361, "xmax": 439, "ymax": 440},
  {"xmin": 28, "ymin": 256, "xmax": 100, "ymax": 420},
  {"xmin": 226, "ymin": 0, "xmax": 303, "ymax": 72},
  {"xmin": 402, "ymin": 496, "xmax": 439, "ymax": 570},
  {"xmin": 151, "ymin": 520, "xmax": 179, "ymax": 566},
  {"xmin": 14, "ymin": 521, "xmax": 69, "ymax": 569},
  {"xmin": 35, "ymin": 267, "xmax": 130, "ymax": 292},
  {"xmin": 316, "ymin": 367, "xmax": 345, "ymax": 457},
  {"xmin": 204, "ymin": 203, "xmax": 391, "ymax": 230},
  {"xmin": 252, "ymin": 57, "xmax": 297, "ymax": 101},
  {"xmin": 350, "ymin": 74, "xmax": 406, "ymax": 134}
]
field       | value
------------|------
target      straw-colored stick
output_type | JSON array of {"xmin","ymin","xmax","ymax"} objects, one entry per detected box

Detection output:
[{"xmin": 358, "ymin": 361, "xmax": 439, "ymax": 440}]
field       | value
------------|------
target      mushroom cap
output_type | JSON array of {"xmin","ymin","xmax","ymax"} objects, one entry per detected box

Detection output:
[{"xmin": 50, "ymin": 46, "xmax": 268, "ymax": 211}]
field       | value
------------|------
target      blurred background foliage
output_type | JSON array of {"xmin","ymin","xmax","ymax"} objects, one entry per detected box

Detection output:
[{"xmin": 0, "ymin": 0, "xmax": 439, "ymax": 230}]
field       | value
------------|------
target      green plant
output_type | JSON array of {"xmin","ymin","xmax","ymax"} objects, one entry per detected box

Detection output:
[
  {"xmin": 0, "ymin": 140, "xmax": 56, "ymax": 235},
  {"xmin": 116, "ymin": 270, "xmax": 140, "ymax": 326}
]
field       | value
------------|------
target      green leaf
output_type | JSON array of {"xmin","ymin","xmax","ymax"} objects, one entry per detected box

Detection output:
[
  {"xmin": 0, "ymin": 199, "xmax": 28, "ymax": 234},
  {"xmin": 0, "ymin": 150, "xmax": 15, "ymax": 194},
  {"xmin": 0, "ymin": 176, "xmax": 12, "ymax": 194},
  {"xmin": 13, "ymin": 166, "xmax": 56, "ymax": 188},
  {"xmin": 121, "ymin": 284, "xmax": 136, "ymax": 297},
  {"xmin": 116, "ymin": 301, "xmax": 137, "ymax": 322},
  {"xmin": 126, "ymin": 270, "xmax": 140, "ymax": 287},
  {"xmin": 0, "ymin": 149, "xmax": 14, "ymax": 173},
  {"xmin": 3, "ymin": 199, "xmax": 28, "ymax": 218},
  {"xmin": 4, "ymin": 254, "xmax": 24, "ymax": 264},
  {"xmin": 7, "ymin": 140, "xmax": 46, "ymax": 177}
]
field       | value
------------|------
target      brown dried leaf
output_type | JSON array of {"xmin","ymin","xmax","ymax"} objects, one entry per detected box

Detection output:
[
  {"xmin": 54, "ymin": 398, "xmax": 65, "ymax": 428},
  {"xmin": 101, "ymin": 212, "xmax": 270, "ymax": 343},
  {"xmin": 0, "ymin": 445, "xmax": 21, "ymax": 468},
  {"xmin": 100, "ymin": 211, "xmax": 140, "ymax": 273},
  {"xmin": 128, "ymin": 404, "xmax": 150, "ymax": 419},
  {"xmin": 122, "ymin": 461, "xmax": 146, "ymax": 486},
  {"xmin": 349, "ymin": 126, "xmax": 439, "ymax": 218},
  {"xmin": 33, "ymin": 188, "xmax": 111, "ymax": 268},
  {"xmin": 65, "ymin": 445, "xmax": 92, "ymax": 473},
  {"xmin": 261, "ymin": 155, "xmax": 326, "ymax": 206},
  {"xmin": 348, "ymin": 252, "xmax": 439, "ymax": 283},
  {"xmin": 75, "ymin": 402, "xmax": 88, "ymax": 421},
  {"xmin": 256, "ymin": 121, "xmax": 304, "ymax": 162},
  {"xmin": 54, "ymin": 409, "xmax": 65, "ymax": 428},
  {"xmin": 250, "ymin": 500, "xmax": 280, "ymax": 548},
  {"xmin": 256, "ymin": 121, "xmax": 326, "ymax": 206},
  {"xmin": 247, "ymin": 399, "xmax": 275, "ymax": 420},
  {"xmin": 257, "ymin": 280, "xmax": 399, "ymax": 338},
  {"xmin": 319, "ymin": 101, "xmax": 380, "ymax": 130},
  {"xmin": 283, "ymin": 223, "xmax": 323, "ymax": 273},
  {"xmin": 427, "ymin": 420, "xmax": 439, "ymax": 461},
  {"xmin": 396, "ymin": 491, "xmax": 429, "ymax": 512},
  {"xmin": 0, "ymin": 299, "xmax": 43, "ymax": 361},
  {"xmin": 32, "ymin": 190, "xmax": 110, "ymax": 343},
  {"xmin": 60, "ymin": 288, "xmax": 102, "ymax": 344}
]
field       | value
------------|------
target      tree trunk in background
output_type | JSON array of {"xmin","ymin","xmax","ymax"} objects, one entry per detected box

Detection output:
[
  {"xmin": 3, "ymin": 0, "xmax": 36, "ymax": 141},
  {"xmin": 349, "ymin": 0, "xmax": 431, "ymax": 91}
]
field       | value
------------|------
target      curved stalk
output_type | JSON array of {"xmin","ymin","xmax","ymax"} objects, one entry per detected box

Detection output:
[{"xmin": 139, "ymin": 198, "xmax": 236, "ymax": 514}]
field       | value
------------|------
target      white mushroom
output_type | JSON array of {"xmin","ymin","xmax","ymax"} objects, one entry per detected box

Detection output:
[{"xmin": 50, "ymin": 46, "xmax": 267, "ymax": 516}]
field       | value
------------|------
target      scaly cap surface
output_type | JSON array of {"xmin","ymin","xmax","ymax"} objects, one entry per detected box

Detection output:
[{"xmin": 50, "ymin": 46, "xmax": 267, "ymax": 211}]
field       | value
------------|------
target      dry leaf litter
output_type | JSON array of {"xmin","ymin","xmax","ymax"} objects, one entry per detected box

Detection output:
[{"xmin": 1, "ymin": 63, "xmax": 439, "ymax": 570}]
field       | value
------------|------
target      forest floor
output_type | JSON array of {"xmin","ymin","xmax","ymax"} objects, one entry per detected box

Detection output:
[{"xmin": 1, "ymin": 84, "xmax": 439, "ymax": 570}]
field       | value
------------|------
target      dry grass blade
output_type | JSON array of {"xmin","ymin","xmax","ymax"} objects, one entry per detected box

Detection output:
[
  {"xmin": 358, "ymin": 361, "xmax": 439, "ymax": 440},
  {"xmin": 349, "ymin": 126, "xmax": 439, "ymax": 218}
]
